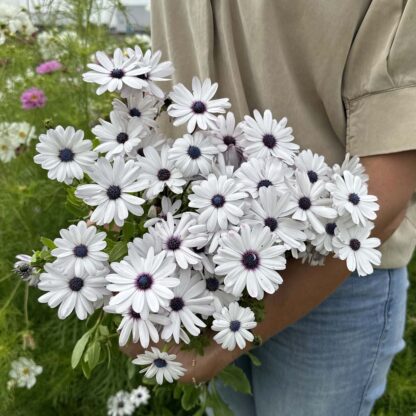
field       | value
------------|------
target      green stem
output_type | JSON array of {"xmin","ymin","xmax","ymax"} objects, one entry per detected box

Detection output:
[{"xmin": 24, "ymin": 284, "xmax": 30, "ymax": 329}]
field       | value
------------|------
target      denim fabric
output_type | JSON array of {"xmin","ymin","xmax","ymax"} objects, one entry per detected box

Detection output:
[{"xmin": 217, "ymin": 268, "xmax": 409, "ymax": 416}]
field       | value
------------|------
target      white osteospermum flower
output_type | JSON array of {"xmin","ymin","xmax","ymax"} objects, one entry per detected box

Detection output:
[
  {"xmin": 128, "ymin": 228, "xmax": 163, "ymax": 257},
  {"xmin": 295, "ymin": 149, "xmax": 331, "ymax": 184},
  {"xmin": 51, "ymin": 221, "xmax": 108, "ymax": 275},
  {"xmin": 212, "ymin": 302, "xmax": 257, "ymax": 351},
  {"xmin": 247, "ymin": 187, "xmax": 307, "ymax": 250},
  {"xmin": 13, "ymin": 254, "xmax": 40, "ymax": 287},
  {"xmin": 34, "ymin": 126, "xmax": 97, "ymax": 184},
  {"xmin": 130, "ymin": 385, "xmax": 150, "ymax": 408},
  {"xmin": 132, "ymin": 347, "xmax": 186, "ymax": 384},
  {"xmin": 9, "ymin": 357, "xmax": 43, "ymax": 389},
  {"xmin": 83, "ymin": 48, "xmax": 150, "ymax": 95},
  {"xmin": 202, "ymin": 272, "xmax": 236, "ymax": 312},
  {"xmin": 127, "ymin": 129, "xmax": 167, "ymax": 159},
  {"xmin": 161, "ymin": 270, "xmax": 214, "ymax": 343},
  {"xmin": 137, "ymin": 145, "xmax": 186, "ymax": 199},
  {"xmin": 107, "ymin": 391, "xmax": 135, "ymax": 416},
  {"xmin": 214, "ymin": 224, "xmax": 287, "ymax": 299},
  {"xmin": 168, "ymin": 77, "xmax": 231, "ymax": 133},
  {"xmin": 333, "ymin": 225, "xmax": 381, "ymax": 276},
  {"xmin": 235, "ymin": 157, "xmax": 290, "ymax": 198},
  {"xmin": 117, "ymin": 307, "xmax": 170, "ymax": 348},
  {"xmin": 112, "ymin": 94, "xmax": 158, "ymax": 130},
  {"xmin": 38, "ymin": 263, "xmax": 110, "ymax": 320},
  {"xmin": 92, "ymin": 111, "xmax": 145, "ymax": 160},
  {"xmin": 75, "ymin": 157, "xmax": 145, "ymax": 227},
  {"xmin": 189, "ymin": 174, "xmax": 247, "ymax": 232},
  {"xmin": 168, "ymin": 132, "xmax": 218, "ymax": 177},
  {"xmin": 287, "ymin": 172, "xmax": 337, "ymax": 234},
  {"xmin": 333, "ymin": 153, "xmax": 369, "ymax": 182},
  {"xmin": 326, "ymin": 171, "xmax": 379, "ymax": 226},
  {"xmin": 155, "ymin": 213, "xmax": 205, "ymax": 269},
  {"xmin": 126, "ymin": 46, "xmax": 174, "ymax": 99},
  {"xmin": 310, "ymin": 219, "xmax": 339, "ymax": 253},
  {"xmin": 144, "ymin": 196, "xmax": 182, "ymax": 228},
  {"xmin": 240, "ymin": 109, "xmax": 299, "ymax": 164},
  {"xmin": 106, "ymin": 247, "xmax": 179, "ymax": 317}
]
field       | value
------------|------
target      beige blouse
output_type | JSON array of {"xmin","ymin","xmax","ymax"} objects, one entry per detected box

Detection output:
[{"xmin": 151, "ymin": 0, "xmax": 416, "ymax": 268}]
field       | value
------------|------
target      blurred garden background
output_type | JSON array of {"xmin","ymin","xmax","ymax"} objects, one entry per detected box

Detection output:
[{"xmin": 0, "ymin": 1, "xmax": 414, "ymax": 415}]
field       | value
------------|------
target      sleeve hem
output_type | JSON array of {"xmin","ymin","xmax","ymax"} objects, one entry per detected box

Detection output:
[{"xmin": 344, "ymin": 85, "xmax": 416, "ymax": 157}]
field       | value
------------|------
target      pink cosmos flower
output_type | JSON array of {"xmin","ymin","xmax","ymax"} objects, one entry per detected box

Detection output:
[
  {"xmin": 36, "ymin": 60, "xmax": 62, "ymax": 74},
  {"xmin": 20, "ymin": 88, "xmax": 47, "ymax": 109}
]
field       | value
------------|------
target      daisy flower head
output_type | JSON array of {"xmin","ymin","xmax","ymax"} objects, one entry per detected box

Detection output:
[
  {"xmin": 214, "ymin": 224, "xmax": 286, "ymax": 299},
  {"xmin": 211, "ymin": 152, "xmax": 236, "ymax": 179},
  {"xmin": 155, "ymin": 213, "xmax": 206, "ymax": 269},
  {"xmin": 310, "ymin": 218, "xmax": 340, "ymax": 254},
  {"xmin": 112, "ymin": 94, "xmax": 158, "ymax": 130},
  {"xmin": 287, "ymin": 171, "xmax": 337, "ymax": 234},
  {"xmin": 202, "ymin": 272, "xmax": 236, "ymax": 312},
  {"xmin": 130, "ymin": 385, "xmax": 150, "ymax": 408},
  {"xmin": 212, "ymin": 302, "xmax": 257, "ymax": 351},
  {"xmin": 82, "ymin": 48, "xmax": 150, "ymax": 95},
  {"xmin": 168, "ymin": 77, "xmax": 231, "ymax": 133},
  {"xmin": 75, "ymin": 157, "xmax": 145, "ymax": 227},
  {"xmin": 326, "ymin": 171, "xmax": 379, "ymax": 226},
  {"xmin": 235, "ymin": 157, "xmax": 291, "ymax": 198},
  {"xmin": 92, "ymin": 111, "xmax": 145, "ymax": 160},
  {"xmin": 13, "ymin": 254, "xmax": 40, "ymax": 287},
  {"xmin": 211, "ymin": 112, "xmax": 245, "ymax": 169},
  {"xmin": 144, "ymin": 196, "xmax": 182, "ymax": 228},
  {"xmin": 107, "ymin": 391, "xmax": 135, "ymax": 416},
  {"xmin": 9, "ymin": 357, "xmax": 43, "ymax": 389},
  {"xmin": 125, "ymin": 46, "xmax": 175, "ymax": 99},
  {"xmin": 168, "ymin": 131, "xmax": 218, "ymax": 177},
  {"xmin": 117, "ymin": 307, "xmax": 170, "ymax": 348},
  {"xmin": 332, "ymin": 153, "xmax": 369, "ymax": 182},
  {"xmin": 128, "ymin": 228, "xmax": 163, "ymax": 257},
  {"xmin": 34, "ymin": 125, "xmax": 97, "ymax": 184},
  {"xmin": 240, "ymin": 109, "xmax": 299, "ymax": 164},
  {"xmin": 333, "ymin": 224, "xmax": 381, "ymax": 276},
  {"xmin": 294, "ymin": 149, "xmax": 331, "ymax": 184},
  {"xmin": 132, "ymin": 347, "xmax": 186, "ymax": 384},
  {"xmin": 292, "ymin": 243, "xmax": 326, "ymax": 266},
  {"xmin": 188, "ymin": 174, "xmax": 247, "ymax": 232},
  {"xmin": 106, "ymin": 247, "xmax": 179, "ymax": 317},
  {"xmin": 247, "ymin": 187, "xmax": 307, "ymax": 250},
  {"xmin": 51, "ymin": 221, "xmax": 109, "ymax": 275},
  {"xmin": 161, "ymin": 269, "xmax": 214, "ymax": 343},
  {"xmin": 136, "ymin": 145, "xmax": 186, "ymax": 199},
  {"xmin": 127, "ymin": 129, "xmax": 167, "ymax": 159},
  {"xmin": 38, "ymin": 263, "xmax": 110, "ymax": 320}
]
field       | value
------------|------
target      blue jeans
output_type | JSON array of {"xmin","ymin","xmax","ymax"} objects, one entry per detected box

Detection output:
[{"xmin": 217, "ymin": 268, "xmax": 409, "ymax": 416}]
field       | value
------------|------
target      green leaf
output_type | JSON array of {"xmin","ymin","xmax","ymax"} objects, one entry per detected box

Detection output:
[
  {"xmin": 217, "ymin": 364, "xmax": 252, "ymax": 395},
  {"xmin": 181, "ymin": 384, "xmax": 200, "ymax": 411},
  {"xmin": 71, "ymin": 331, "xmax": 91, "ymax": 369},
  {"xmin": 40, "ymin": 237, "xmax": 56, "ymax": 250},
  {"xmin": 108, "ymin": 240, "xmax": 128, "ymax": 262},
  {"xmin": 246, "ymin": 351, "xmax": 261, "ymax": 367},
  {"xmin": 85, "ymin": 341, "xmax": 101, "ymax": 371},
  {"xmin": 98, "ymin": 325, "xmax": 109, "ymax": 337},
  {"xmin": 127, "ymin": 361, "xmax": 136, "ymax": 380},
  {"xmin": 81, "ymin": 359, "xmax": 91, "ymax": 379},
  {"xmin": 206, "ymin": 383, "xmax": 233, "ymax": 416}
]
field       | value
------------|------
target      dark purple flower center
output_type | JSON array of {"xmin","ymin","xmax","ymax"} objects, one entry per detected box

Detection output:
[
  {"xmin": 116, "ymin": 132, "xmax": 129, "ymax": 144},
  {"xmin": 137, "ymin": 147, "xmax": 145, "ymax": 157},
  {"xmin": 129, "ymin": 108, "xmax": 141, "ymax": 117},
  {"xmin": 298, "ymin": 196, "xmax": 312, "ymax": 210},
  {"xmin": 157, "ymin": 168, "xmax": 171, "ymax": 181},
  {"xmin": 130, "ymin": 309, "xmax": 142, "ymax": 319},
  {"xmin": 348, "ymin": 193, "xmax": 360, "ymax": 205},
  {"xmin": 107, "ymin": 185, "xmax": 121, "ymax": 200},
  {"xmin": 154, "ymin": 358, "xmax": 167, "ymax": 368},
  {"xmin": 325, "ymin": 223, "xmax": 337, "ymax": 236},
  {"xmin": 170, "ymin": 297, "xmax": 185, "ymax": 311},
  {"xmin": 349, "ymin": 239, "xmax": 361, "ymax": 251},
  {"xmin": 167, "ymin": 236, "xmax": 181, "ymax": 251},
  {"xmin": 69, "ymin": 277, "xmax": 84, "ymax": 291},
  {"xmin": 59, "ymin": 148, "xmax": 74, "ymax": 162},
  {"xmin": 262, "ymin": 134, "xmax": 276, "ymax": 149},
  {"xmin": 264, "ymin": 217, "xmax": 278, "ymax": 232},
  {"xmin": 230, "ymin": 320, "xmax": 241, "ymax": 332},
  {"xmin": 136, "ymin": 273, "xmax": 153, "ymax": 290},
  {"xmin": 137, "ymin": 73, "xmax": 149, "ymax": 80},
  {"xmin": 211, "ymin": 194, "xmax": 225, "ymax": 208},
  {"xmin": 187, "ymin": 145, "xmax": 201, "ymax": 159},
  {"xmin": 206, "ymin": 277, "xmax": 220, "ymax": 292},
  {"xmin": 191, "ymin": 101, "xmax": 206, "ymax": 114},
  {"xmin": 110, "ymin": 68, "xmax": 124, "ymax": 79},
  {"xmin": 117, "ymin": 402, "xmax": 125, "ymax": 408},
  {"xmin": 73, "ymin": 244, "xmax": 88, "ymax": 258},
  {"xmin": 223, "ymin": 135, "xmax": 236, "ymax": 146},
  {"xmin": 307, "ymin": 170, "xmax": 318, "ymax": 183},
  {"xmin": 257, "ymin": 179, "xmax": 272, "ymax": 189},
  {"xmin": 242, "ymin": 250, "xmax": 260, "ymax": 270}
]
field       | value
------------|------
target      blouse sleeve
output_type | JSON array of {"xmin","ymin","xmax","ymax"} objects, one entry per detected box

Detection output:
[{"xmin": 343, "ymin": 0, "xmax": 416, "ymax": 156}]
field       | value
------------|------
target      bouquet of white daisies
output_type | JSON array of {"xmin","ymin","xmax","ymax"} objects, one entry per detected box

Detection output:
[{"xmin": 19, "ymin": 45, "xmax": 381, "ymax": 389}]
